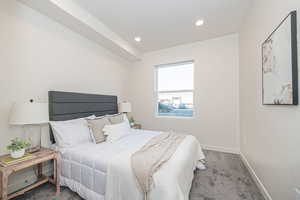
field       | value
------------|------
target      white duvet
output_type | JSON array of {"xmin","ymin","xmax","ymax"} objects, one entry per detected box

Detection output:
[{"xmin": 55, "ymin": 129, "xmax": 205, "ymax": 200}]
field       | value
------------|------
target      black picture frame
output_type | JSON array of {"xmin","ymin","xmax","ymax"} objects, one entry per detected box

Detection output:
[{"xmin": 262, "ymin": 11, "xmax": 298, "ymax": 105}]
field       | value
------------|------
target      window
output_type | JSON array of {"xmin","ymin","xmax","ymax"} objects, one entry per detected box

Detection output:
[{"xmin": 155, "ymin": 61, "xmax": 194, "ymax": 117}]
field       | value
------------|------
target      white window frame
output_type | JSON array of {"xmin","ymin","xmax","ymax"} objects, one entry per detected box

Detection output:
[{"xmin": 154, "ymin": 60, "xmax": 195, "ymax": 118}]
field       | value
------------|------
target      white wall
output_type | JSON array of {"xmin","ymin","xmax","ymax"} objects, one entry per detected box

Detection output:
[
  {"xmin": 127, "ymin": 34, "xmax": 240, "ymax": 153},
  {"xmin": 239, "ymin": 0, "xmax": 300, "ymax": 199},
  {"xmin": 0, "ymin": 0, "xmax": 130, "ymax": 192}
]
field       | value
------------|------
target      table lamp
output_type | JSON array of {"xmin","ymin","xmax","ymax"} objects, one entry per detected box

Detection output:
[{"xmin": 9, "ymin": 100, "xmax": 49, "ymax": 152}]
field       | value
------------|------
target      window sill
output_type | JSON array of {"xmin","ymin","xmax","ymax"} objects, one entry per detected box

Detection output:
[{"xmin": 155, "ymin": 115, "xmax": 195, "ymax": 119}]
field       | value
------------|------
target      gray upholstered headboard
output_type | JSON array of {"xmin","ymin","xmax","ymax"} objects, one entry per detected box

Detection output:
[{"xmin": 48, "ymin": 91, "xmax": 118, "ymax": 143}]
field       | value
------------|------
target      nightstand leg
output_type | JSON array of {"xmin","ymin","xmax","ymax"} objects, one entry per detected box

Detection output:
[
  {"xmin": 1, "ymin": 171, "xmax": 8, "ymax": 200},
  {"xmin": 37, "ymin": 163, "xmax": 43, "ymax": 179},
  {"xmin": 54, "ymin": 155, "xmax": 61, "ymax": 196}
]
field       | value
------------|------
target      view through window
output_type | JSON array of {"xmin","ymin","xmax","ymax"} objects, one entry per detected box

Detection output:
[{"xmin": 155, "ymin": 61, "xmax": 194, "ymax": 117}]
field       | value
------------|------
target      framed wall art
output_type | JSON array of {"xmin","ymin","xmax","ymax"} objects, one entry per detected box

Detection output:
[{"xmin": 262, "ymin": 11, "xmax": 298, "ymax": 105}]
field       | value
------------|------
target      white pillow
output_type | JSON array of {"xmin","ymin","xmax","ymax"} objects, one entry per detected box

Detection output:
[
  {"xmin": 103, "ymin": 121, "xmax": 131, "ymax": 143},
  {"xmin": 50, "ymin": 118, "xmax": 93, "ymax": 148},
  {"xmin": 106, "ymin": 113, "xmax": 124, "ymax": 124}
]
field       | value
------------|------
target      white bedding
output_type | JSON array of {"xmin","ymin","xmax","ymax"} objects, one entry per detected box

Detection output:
[{"xmin": 55, "ymin": 129, "xmax": 205, "ymax": 200}]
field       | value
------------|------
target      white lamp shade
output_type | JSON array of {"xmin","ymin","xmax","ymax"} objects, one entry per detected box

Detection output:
[
  {"xmin": 9, "ymin": 102, "xmax": 49, "ymax": 125},
  {"xmin": 119, "ymin": 102, "xmax": 132, "ymax": 113}
]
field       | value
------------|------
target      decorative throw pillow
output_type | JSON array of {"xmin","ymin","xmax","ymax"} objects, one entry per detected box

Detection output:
[
  {"xmin": 87, "ymin": 116, "xmax": 111, "ymax": 144},
  {"xmin": 107, "ymin": 113, "xmax": 125, "ymax": 124}
]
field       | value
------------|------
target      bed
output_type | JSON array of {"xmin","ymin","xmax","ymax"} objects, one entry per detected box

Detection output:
[{"xmin": 48, "ymin": 91, "xmax": 205, "ymax": 200}]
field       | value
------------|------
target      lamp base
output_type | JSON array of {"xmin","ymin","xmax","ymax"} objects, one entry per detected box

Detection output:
[{"xmin": 23, "ymin": 125, "xmax": 42, "ymax": 153}]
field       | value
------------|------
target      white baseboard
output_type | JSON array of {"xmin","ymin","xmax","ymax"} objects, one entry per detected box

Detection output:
[
  {"xmin": 201, "ymin": 144, "xmax": 240, "ymax": 154},
  {"xmin": 240, "ymin": 153, "xmax": 273, "ymax": 200}
]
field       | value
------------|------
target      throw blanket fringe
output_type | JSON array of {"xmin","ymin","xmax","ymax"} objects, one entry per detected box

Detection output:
[{"xmin": 131, "ymin": 132, "xmax": 186, "ymax": 200}]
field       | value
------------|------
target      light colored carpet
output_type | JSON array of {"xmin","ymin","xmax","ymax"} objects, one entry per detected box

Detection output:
[{"xmin": 12, "ymin": 150, "xmax": 264, "ymax": 200}]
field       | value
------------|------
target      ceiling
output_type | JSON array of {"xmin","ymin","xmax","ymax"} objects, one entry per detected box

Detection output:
[{"xmin": 73, "ymin": 0, "xmax": 250, "ymax": 53}]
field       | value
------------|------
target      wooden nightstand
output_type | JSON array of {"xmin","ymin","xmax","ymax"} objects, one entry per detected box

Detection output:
[
  {"xmin": 131, "ymin": 124, "xmax": 142, "ymax": 129},
  {"xmin": 0, "ymin": 148, "xmax": 61, "ymax": 200}
]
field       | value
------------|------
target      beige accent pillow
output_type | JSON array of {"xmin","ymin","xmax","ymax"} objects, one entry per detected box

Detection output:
[
  {"xmin": 107, "ymin": 113, "xmax": 124, "ymax": 124},
  {"xmin": 87, "ymin": 116, "xmax": 111, "ymax": 143}
]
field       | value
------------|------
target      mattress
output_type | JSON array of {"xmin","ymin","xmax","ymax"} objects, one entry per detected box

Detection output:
[{"xmin": 56, "ymin": 129, "xmax": 161, "ymax": 200}]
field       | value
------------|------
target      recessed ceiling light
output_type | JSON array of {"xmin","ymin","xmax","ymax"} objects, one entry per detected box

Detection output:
[
  {"xmin": 134, "ymin": 37, "xmax": 141, "ymax": 42},
  {"xmin": 195, "ymin": 19, "xmax": 204, "ymax": 27}
]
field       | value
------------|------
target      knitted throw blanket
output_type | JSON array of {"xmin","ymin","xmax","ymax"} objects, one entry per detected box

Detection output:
[{"xmin": 131, "ymin": 132, "xmax": 186, "ymax": 200}]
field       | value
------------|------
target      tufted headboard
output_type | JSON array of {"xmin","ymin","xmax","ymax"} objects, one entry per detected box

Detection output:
[{"xmin": 48, "ymin": 91, "xmax": 118, "ymax": 143}]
